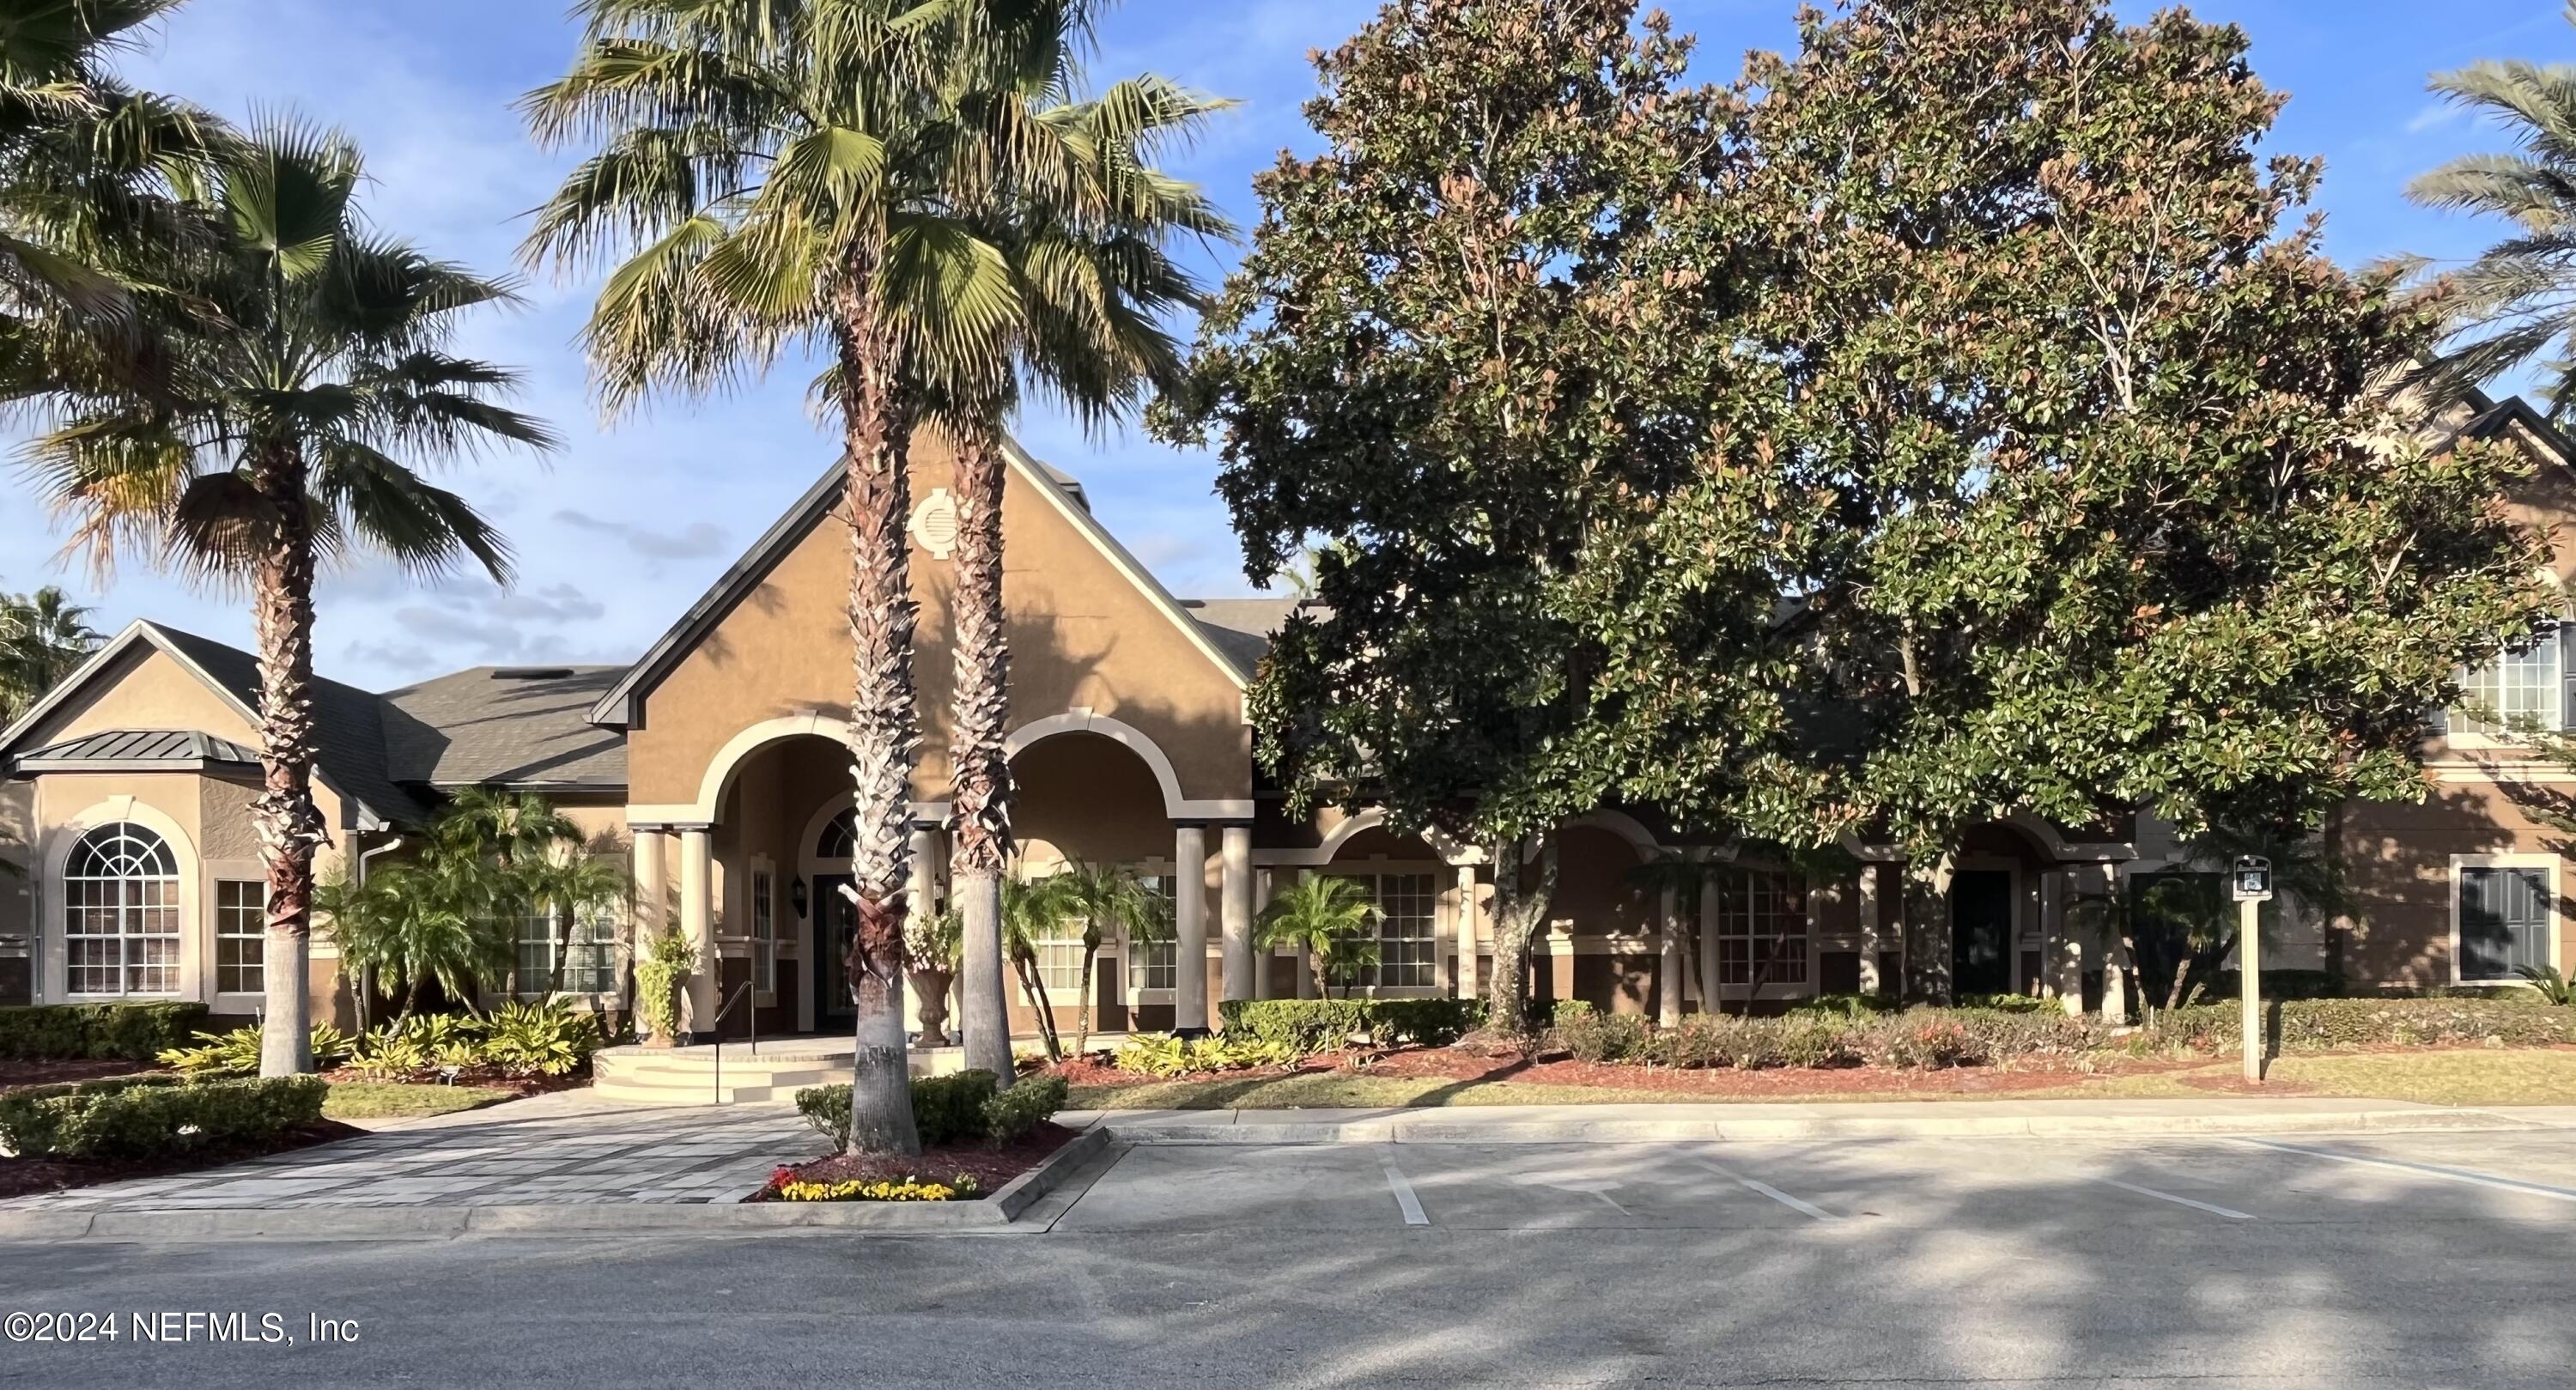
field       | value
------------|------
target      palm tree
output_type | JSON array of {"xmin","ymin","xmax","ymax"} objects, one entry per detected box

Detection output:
[
  {"xmin": 2408, "ymin": 10, "xmax": 2576, "ymax": 414},
  {"xmin": 999, "ymin": 871, "xmax": 1079, "ymax": 1060},
  {"xmin": 523, "ymin": 0, "xmax": 969, "ymax": 1157},
  {"xmin": 0, "ymin": 584, "xmax": 103, "ymax": 722},
  {"xmin": 22, "ymin": 121, "xmax": 553, "ymax": 1077},
  {"xmin": 315, "ymin": 859, "xmax": 513, "ymax": 1031},
  {"xmin": 521, "ymin": 0, "xmax": 1211, "ymax": 1152},
  {"xmin": 920, "ymin": 44, "xmax": 1231, "ymax": 1081},
  {"xmin": 0, "ymin": 0, "xmax": 231, "ymax": 385},
  {"xmin": 1256, "ymin": 874, "xmax": 1382, "ymax": 999},
  {"xmin": 1039, "ymin": 859, "xmax": 1170, "ymax": 1058}
]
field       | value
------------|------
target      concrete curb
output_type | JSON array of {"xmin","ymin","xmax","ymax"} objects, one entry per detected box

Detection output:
[
  {"xmin": 1106, "ymin": 1107, "xmax": 2561, "ymax": 1146},
  {"xmin": 0, "ymin": 1127, "xmax": 1115, "ymax": 1244}
]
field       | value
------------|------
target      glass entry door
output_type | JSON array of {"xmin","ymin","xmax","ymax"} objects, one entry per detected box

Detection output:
[
  {"xmin": 812, "ymin": 873, "xmax": 856, "ymax": 1032},
  {"xmin": 1951, "ymin": 870, "xmax": 2015, "ymax": 997}
]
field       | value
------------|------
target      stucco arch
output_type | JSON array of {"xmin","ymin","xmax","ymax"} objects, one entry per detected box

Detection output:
[
  {"xmin": 1554, "ymin": 810, "xmax": 1663, "ymax": 862},
  {"xmin": 1004, "ymin": 709, "xmax": 1195, "ymax": 821}
]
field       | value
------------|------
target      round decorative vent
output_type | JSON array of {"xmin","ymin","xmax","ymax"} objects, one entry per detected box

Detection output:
[{"xmin": 908, "ymin": 488, "xmax": 958, "ymax": 560}]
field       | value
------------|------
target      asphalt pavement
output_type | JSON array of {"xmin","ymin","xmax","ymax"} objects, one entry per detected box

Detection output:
[{"xmin": 3, "ymin": 1127, "xmax": 2571, "ymax": 1388}]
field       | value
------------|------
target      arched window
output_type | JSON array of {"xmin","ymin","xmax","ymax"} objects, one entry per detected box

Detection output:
[
  {"xmin": 816, "ymin": 808, "xmax": 855, "ymax": 861},
  {"xmin": 63, "ymin": 822, "xmax": 181, "ymax": 996}
]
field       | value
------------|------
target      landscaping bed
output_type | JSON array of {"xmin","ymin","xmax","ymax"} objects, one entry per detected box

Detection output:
[
  {"xmin": 750, "ymin": 1121, "xmax": 1077, "ymax": 1202},
  {"xmin": 0, "ymin": 1117, "xmax": 367, "ymax": 1201},
  {"xmin": 0, "ymin": 1074, "xmax": 359, "ymax": 1201},
  {"xmin": 0, "ymin": 1058, "xmax": 162, "ymax": 1093}
]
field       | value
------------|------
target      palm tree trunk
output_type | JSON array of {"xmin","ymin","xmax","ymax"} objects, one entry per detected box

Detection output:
[
  {"xmin": 833, "ymin": 271, "xmax": 921, "ymax": 1156},
  {"xmin": 949, "ymin": 423, "xmax": 1018, "ymax": 1081},
  {"xmin": 1073, "ymin": 943, "xmax": 1098, "ymax": 1058},
  {"xmin": 1484, "ymin": 834, "xmax": 1560, "ymax": 1036},
  {"xmin": 252, "ymin": 445, "xmax": 325, "ymax": 1077}
]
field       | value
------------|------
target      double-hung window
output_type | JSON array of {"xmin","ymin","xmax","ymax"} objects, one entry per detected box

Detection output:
[
  {"xmin": 2453, "ymin": 620, "xmax": 2576, "ymax": 735},
  {"xmin": 215, "ymin": 881, "xmax": 265, "ymax": 995},
  {"xmin": 1712, "ymin": 869, "xmax": 1810, "ymax": 988},
  {"xmin": 1127, "ymin": 872, "xmax": 1178, "ymax": 992},
  {"xmin": 1332, "ymin": 871, "xmax": 1438, "ymax": 990},
  {"xmin": 750, "ymin": 865, "xmax": 777, "ymax": 995},
  {"xmin": 62, "ymin": 822, "xmax": 181, "ymax": 996}
]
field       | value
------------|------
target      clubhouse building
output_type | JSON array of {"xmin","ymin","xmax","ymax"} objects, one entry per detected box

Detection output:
[{"xmin": 5, "ymin": 394, "xmax": 2574, "ymax": 1046}]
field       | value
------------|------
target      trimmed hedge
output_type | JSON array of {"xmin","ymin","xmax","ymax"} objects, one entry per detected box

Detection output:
[
  {"xmin": 1218, "ymin": 998, "xmax": 1486, "ymax": 1053},
  {"xmin": 2141, "ymin": 998, "xmax": 2576, "ymax": 1052},
  {"xmin": 1554, "ymin": 1005, "xmax": 2108, "ymax": 1071},
  {"xmin": 0, "ymin": 1074, "xmax": 325, "ymax": 1160},
  {"xmin": 1552, "ymin": 997, "xmax": 2576, "ymax": 1071},
  {"xmin": 796, "ymin": 1069, "xmax": 1011, "ymax": 1151},
  {"xmin": 0, "ymin": 1002, "xmax": 210, "ymax": 1060},
  {"xmin": 983, "ymin": 1074, "xmax": 1069, "ymax": 1144}
]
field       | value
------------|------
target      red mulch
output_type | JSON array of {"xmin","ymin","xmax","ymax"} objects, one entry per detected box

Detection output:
[
  {"xmin": 748, "ymin": 1121, "xmax": 1078, "ymax": 1202},
  {"xmin": 0, "ymin": 1119, "xmax": 369, "ymax": 1202},
  {"xmin": 0, "ymin": 1058, "xmax": 163, "ymax": 1093}
]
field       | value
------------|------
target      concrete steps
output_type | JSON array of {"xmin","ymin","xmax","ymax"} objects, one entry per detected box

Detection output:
[{"xmin": 590, "ymin": 1041, "xmax": 973, "ymax": 1106}]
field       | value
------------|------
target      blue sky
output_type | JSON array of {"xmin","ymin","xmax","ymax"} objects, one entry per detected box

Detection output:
[{"xmin": 1, "ymin": 0, "xmax": 2568, "ymax": 689}]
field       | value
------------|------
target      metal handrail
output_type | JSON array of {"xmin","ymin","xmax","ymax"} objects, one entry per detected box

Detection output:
[{"xmin": 707, "ymin": 979, "xmax": 758, "ymax": 1104}]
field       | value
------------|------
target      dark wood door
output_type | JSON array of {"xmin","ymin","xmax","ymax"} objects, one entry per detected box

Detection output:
[
  {"xmin": 1951, "ymin": 870, "xmax": 2014, "ymax": 996},
  {"xmin": 812, "ymin": 873, "xmax": 855, "ymax": 1032}
]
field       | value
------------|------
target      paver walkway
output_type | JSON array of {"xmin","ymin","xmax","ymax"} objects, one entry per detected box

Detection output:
[{"xmin": 0, "ymin": 1090, "xmax": 833, "ymax": 1212}]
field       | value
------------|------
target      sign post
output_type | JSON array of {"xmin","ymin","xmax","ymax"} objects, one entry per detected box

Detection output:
[{"xmin": 2232, "ymin": 856, "xmax": 2272, "ymax": 1084}]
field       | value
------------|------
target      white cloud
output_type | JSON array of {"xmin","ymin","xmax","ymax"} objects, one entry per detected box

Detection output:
[{"xmin": 2406, "ymin": 100, "xmax": 2469, "ymax": 135}]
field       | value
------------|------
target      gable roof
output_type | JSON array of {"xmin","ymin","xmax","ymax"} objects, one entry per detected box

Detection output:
[
  {"xmin": 0, "ymin": 621, "xmax": 429, "ymax": 829},
  {"xmin": 1182, "ymin": 597, "xmax": 1300, "ymax": 678},
  {"xmin": 380, "ymin": 665, "xmax": 629, "ymax": 789},
  {"xmin": 588, "ymin": 440, "xmax": 1249, "ymax": 729}
]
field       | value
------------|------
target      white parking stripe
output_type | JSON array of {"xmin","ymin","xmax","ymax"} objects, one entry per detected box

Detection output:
[
  {"xmin": 1692, "ymin": 1157, "xmax": 1836, "ymax": 1222},
  {"xmin": 1381, "ymin": 1160, "xmax": 1429, "ymax": 1225},
  {"xmin": 2096, "ymin": 1178, "xmax": 2255, "ymax": 1220},
  {"xmin": 2232, "ymin": 1138, "xmax": 2576, "ymax": 1205}
]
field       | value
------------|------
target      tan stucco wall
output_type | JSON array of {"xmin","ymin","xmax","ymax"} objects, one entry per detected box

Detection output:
[
  {"xmin": 628, "ymin": 434, "xmax": 1250, "ymax": 812},
  {"xmin": 2336, "ymin": 779, "xmax": 2573, "ymax": 986}
]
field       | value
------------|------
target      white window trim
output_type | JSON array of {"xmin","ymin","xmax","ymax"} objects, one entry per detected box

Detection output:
[
  {"xmin": 1322, "ymin": 863, "xmax": 1445, "ymax": 994},
  {"xmin": 2448, "ymin": 853, "xmax": 2562, "ymax": 986},
  {"xmin": 1120, "ymin": 859, "xmax": 1179, "ymax": 1009},
  {"xmin": 39, "ymin": 798, "xmax": 199, "ymax": 1006},
  {"xmin": 1702, "ymin": 863, "xmax": 1825, "ymax": 1001},
  {"xmin": 747, "ymin": 855, "xmax": 779, "ymax": 1007}
]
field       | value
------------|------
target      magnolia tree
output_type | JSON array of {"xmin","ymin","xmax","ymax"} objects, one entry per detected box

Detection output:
[
  {"xmin": 1158, "ymin": 0, "xmax": 1820, "ymax": 1033},
  {"xmin": 1173, "ymin": 0, "xmax": 2555, "ymax": 1020},
  {"xmin": 1630, "ymin": 0, "xmax": 2553, "ymax": 997}
]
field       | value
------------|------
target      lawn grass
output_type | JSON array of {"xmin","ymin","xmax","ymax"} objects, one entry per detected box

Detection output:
[
  {"xmin": 321, "ymin": 1082, "xmax": 517, "ymax": 1120},
  {"xmin": 2250, "ymin": 1048, "xmax": 2576, "ymax": 1106},
  {"xmin": 1066, "ymin": 1074, "xmax": 1688, "ymax": 1110}
]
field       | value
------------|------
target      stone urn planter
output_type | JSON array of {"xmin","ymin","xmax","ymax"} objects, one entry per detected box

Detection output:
[{"xmin": 910, "ymin": 968, "xmax": 957, "ymax": 1047}]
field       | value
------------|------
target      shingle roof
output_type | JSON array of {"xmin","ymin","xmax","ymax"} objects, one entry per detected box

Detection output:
[
  {"xmin": 1182, "ymin": 597, "xmax": 1303, "ymax": 678},
  {"xmin": 380, "ymin": 665, "xmax": 629, "ymax": 789},
  {"xmin": 138, "ymin": 624, "xmax": 435, "ymax": 828},
  {"xmin": 13, "ymin": 729, "xmax": 258, "ymax": 772}
]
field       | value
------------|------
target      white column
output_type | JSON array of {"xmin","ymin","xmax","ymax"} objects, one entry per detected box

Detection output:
[
  {"xmin": 1219, "ymin": 825, "xmax": 1254, "ymax": 1005},
  {"xmin": 1857, "ymin": 863, "xmax": 1883, "ymax": 997},
  {"xmin": 1656, "ymin": 883, "xmax": 1683, "ymax": 1027},
  {"xmin": 905, "ymin": 824, "xmax": 936, "ymax": 1039},
  {"xmin": 1174, "ymin": 823, "xmax": 1209, "ymax": 1033},
  {"xmin": 2100, "ymin": 863, "xmax": 2129, "ymax": 1024},
  {"xmin": 1455, "ymin": 864, "xmax": 1479, "ymax": 1000},
  {"xmin": 678, "ymin": 826, "xmax": 714, "ymax": 1039},
  {"xmin": 1252, "ymin": 869, "xmax": 1277, "ymax": 1000},
  {"xmin": 2047, "ymin": 869, "xmax": 2083, "ymax": 1017}
]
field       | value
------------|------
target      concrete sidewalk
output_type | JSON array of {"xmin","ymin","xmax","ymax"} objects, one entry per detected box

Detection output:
[{"xmin": 1074, "ymin": 1096, "xmax": 2576, "ymax": 1144}]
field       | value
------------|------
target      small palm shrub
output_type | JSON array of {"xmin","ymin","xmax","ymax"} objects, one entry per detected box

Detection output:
[
  {"xmin": 1113, "ymin": 1033, "xmax": 1299, "ymax": 1077},
  {"xmin": 158, "ymin": 1023, "xmax": 356, "ymax": 1077},
  {"xmin": 482, "ymin": 998, "xmax": 606, "ymax": 1077},
  {"xmin": 2518, "ymin": 965, "xmax": 2576, "ymax": 1007}
]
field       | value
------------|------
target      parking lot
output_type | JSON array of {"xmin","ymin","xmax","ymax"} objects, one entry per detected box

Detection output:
[
  {"xmin": 4, "ymin": 1126, "xmax": 2572, "ymax": 1388},
  {"xmin": 1051, "ymin": 1129, "xmax": 2576, "ymax": 1234}
]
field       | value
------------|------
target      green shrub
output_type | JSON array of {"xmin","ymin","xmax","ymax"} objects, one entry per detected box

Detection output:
[
  {"xmin": 1217, "ymin": 998, "xmax": 1485, "ymax": 1052},
  {"xmin": 156, "ymin": 1023, "xmax": 357, "ymax": 1077},
  {"xmin": 2185, "ymin": 970, "xmax": 2342, "ymax": 1005},
  {"xmin": 796, "ymin": 1071, "xmax": 1004, "ymax": 1151},
  {"xmin": 2142, "ymin": 997, "xmax": 2576, "ymax": 1052},
  {"xmin": 1787, "ymin": 993, "xmax": 1902, "ymax": 1020},
  {"xmin": 1861, "ymin": 1018, "xmax": 1987, "ymax": 1070},
  {"xmin": 1554, "ymin": 1010, "xmax": 1653, "ymax": 1063},
  {"xmin": 482, "ymin": 998, "xmax": 605, "ymax": 1077},
  {"xmin": 2519, "ymin": 965, "xmax": 2576, "ymax": 1008},
  {"xmin": 0, "ymin": 1002, "xmax": 209, "ymax": 1060},
  {"xmin": 1954, "ymin": 992, "xmax": 2050, "ymax": 1014},
  {"xmin": 1113, "ymin": 1033, "xmax": 1297, "ymax": 1077},
  {"xmin": 0, "ymin": 1074, "xmax": 325, "ymax": 1160},
  {"xmin": 983, "ymin": 1074, "xmax": 1070, "ymax": 1144}
]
